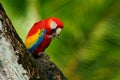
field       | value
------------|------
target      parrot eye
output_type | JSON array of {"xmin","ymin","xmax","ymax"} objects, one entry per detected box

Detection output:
[{"xmin": 50, "ymin": 21, "xmax": 57, "ymax": 29}]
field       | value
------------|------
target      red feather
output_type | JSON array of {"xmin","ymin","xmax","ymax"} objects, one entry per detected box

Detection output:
[
  {"xmin": 27, "ymin": 20, "xmax": 45, "ymax": 37},
  {"xmin": 33, "ymin": 35, "xmax": 51, "ymax": 55},
  {"xmin": 25, "ymin": 17, "xmax": 64, "ymax": 58}
]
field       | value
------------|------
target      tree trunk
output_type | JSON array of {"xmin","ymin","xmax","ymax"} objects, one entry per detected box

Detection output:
[{"xmin": 0, "ymin": 3, "xmax": 66, "ymax": 80}]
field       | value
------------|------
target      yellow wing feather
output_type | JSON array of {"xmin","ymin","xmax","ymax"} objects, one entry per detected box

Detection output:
[{"xmin": 25, "ymin": 29, "xmax": 42, "ymax": 49}]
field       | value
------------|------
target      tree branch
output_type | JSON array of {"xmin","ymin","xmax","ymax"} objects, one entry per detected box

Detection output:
[{"xmin": 0, "ymin": 3, "xmax": 66, "ymax": 80}]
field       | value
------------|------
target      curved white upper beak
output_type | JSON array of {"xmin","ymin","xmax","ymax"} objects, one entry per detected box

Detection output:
[
  {"xmin": 56, "ymin": 28, "xmax": 62, "ymax": 35},
  {"xmin": 55, "ymin": 28, "xmax": 62, "ymax": 39}
]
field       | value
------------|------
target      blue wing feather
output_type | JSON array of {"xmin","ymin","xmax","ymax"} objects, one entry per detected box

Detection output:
[{"xmin": 29, "ymin": 29, "xmax": 46, "ymax": 53}]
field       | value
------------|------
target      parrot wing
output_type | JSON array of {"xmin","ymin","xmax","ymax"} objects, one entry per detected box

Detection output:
[{"xmin": 25, "ymin": 29, "xmax": 46, "ymax": 53}]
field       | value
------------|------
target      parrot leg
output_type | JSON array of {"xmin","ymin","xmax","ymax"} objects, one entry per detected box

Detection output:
[
  {"xmin": 32, "ymin": 52, "xmax": 43, "ymax": 58},
  {"xmin": 37, "ymin": 52, "xmax": 45, "ymax": 56},
  {"xmin": 38, "ymin": 52, "xmax": 50, "ymax": 60},
  {"xmin": 33, "ymin": 52, "xmax": 50, "ymax": 59},
  {"xmin": 49, "ymin": 33, "xmax": 56, "ymax": 38},
  {"xmin": 49, "ymin": 32, "xmax": 60, "ymax": 39}
]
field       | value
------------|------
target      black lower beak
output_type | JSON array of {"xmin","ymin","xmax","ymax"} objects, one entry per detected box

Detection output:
[{"xmin": 55, "ymin": 34, "xmax": 60, "ymax": 39}]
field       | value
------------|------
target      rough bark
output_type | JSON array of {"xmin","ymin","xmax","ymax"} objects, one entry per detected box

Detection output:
[{"xmin": 0, "ymin": 3, "xmax": 66, "ymax": 80}]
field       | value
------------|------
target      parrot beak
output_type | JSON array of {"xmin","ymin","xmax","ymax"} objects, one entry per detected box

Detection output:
[
  {"xmin": 50, "ymin": 28, "xmax": 62, "ymax": 39},
  {"xmin": 55, "ymin": 28, "xmax": 62, "ymax": 39},
  {"xmin": 55, "ymin": 34, "xmax": 60, "ymax": 39}
]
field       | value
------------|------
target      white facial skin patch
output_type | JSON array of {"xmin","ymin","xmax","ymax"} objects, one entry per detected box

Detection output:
[{"xmin": 50, "ymin": 21, "xmax": 57, "ymax": 29}]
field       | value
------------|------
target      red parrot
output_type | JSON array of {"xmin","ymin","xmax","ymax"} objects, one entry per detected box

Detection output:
[{"xmin": 25, "ymin": 17, "xmax": 64, "ymax": 58}]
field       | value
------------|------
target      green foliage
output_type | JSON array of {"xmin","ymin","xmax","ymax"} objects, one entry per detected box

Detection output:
[{"xmin": 1, "ymin": 0, "xmax": 120, "ymax": 80}]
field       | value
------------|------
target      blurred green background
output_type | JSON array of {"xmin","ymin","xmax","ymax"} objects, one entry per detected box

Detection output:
[{"xmin": 1, "ymin": 0, "xmax": 120, "ymax": 80}]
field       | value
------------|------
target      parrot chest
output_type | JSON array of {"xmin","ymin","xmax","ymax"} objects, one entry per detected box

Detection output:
[{"xmin": 34, "ymin": 35, "xmax": 52, "ymax": 54}]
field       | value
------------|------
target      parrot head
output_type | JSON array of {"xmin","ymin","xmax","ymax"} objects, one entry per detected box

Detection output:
[{"xmin": 45, "ymin": 17, "xmax": 64, "ymax": 39}]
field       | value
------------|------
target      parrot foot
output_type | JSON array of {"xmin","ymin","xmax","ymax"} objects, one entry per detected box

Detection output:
[
  {"xmin": 49, "ymin": 32, "xmax": 60, "ymax": 39},
  {"xmin": 33, "ymin": 52, "xmax": 50, "ymax": 60},
  {"xmin": 37, "ymin": 52, "xmax": 45, "ymax": 56},
  {"xmin": 32, "ymin": 52, "xmax": 43, "ymax": 58},
  {"xmin": 39, "ymin": 52, "xmax": 50, "ymax": 60}
]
